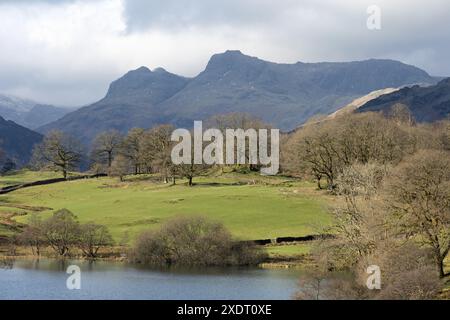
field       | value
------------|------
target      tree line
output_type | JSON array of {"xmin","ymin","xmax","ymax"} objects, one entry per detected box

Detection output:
[{"xmin": 30, "ymin": 113, "xmax": 271, "ymax": 185}]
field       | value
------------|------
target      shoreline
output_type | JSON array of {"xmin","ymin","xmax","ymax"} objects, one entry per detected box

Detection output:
[{"xmin": 0, "ymin": 244, "xmax": 313, "ymax": 270}]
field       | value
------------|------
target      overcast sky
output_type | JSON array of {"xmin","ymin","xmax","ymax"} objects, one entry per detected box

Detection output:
[{"xmin": 0, "ymin": 0, "xmax": 449, "ymax": 106}]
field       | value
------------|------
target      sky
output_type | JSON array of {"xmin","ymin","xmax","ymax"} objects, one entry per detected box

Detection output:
[{"xmin": 0, "ymin": 0, "xmax": 449, "ymax": 107}]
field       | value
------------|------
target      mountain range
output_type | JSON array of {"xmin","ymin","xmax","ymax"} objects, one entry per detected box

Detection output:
[
  {"xmin": 38, "ymin": 50, "xmax": 438, "ymax": 144},
  {"xmin": 0, "ymin": 94, "xmax": 75, "ymax": 130},
  {"xmin": 358, "ymin": 78, "xmax": 450, "ymax": 122}
]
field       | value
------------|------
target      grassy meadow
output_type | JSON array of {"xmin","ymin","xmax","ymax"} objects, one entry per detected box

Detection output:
[{"xmin": 0, "ymin": 170, "xmax": 333, "ymax": 246}]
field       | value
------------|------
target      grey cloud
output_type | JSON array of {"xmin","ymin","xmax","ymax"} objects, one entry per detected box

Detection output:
[
  {"xmin": 0, "ymin": 0, "xmax": 74, "ymax": 4},
  {"xmin": 0, "ymin": 63, "xmax": 116, "ymax": 107},
  {"xmin": 122, "ymin": 0, "xmax": 292, "ymax": 31},
  {"xmin": 0, "ymin": 0, "xmax": 449, "ymax": 106},
  {"xmin": 121, "ymin": 0, "xmax": 450, "ymax": 76}
]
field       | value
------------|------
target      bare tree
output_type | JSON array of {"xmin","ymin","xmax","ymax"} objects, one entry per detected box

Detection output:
[
  {"xmin": 284, "ymin": 118, "xmax": 345, "ymax": 189},
  {"xmin": 77, "ymin": 223, "xmax": 114, "ymax": 258},
  {"xmin": 42, "ymin": 209, "xmax": 80, "ymax": 256},
  {"xmin": 32, "ymin": 130, "xmax": 83, "ymax": 179},
  {"xmin": 385, "ymin": 150, "xmax": 450, "ymax": 278},
  {"xmin": 290, "ymin": 122, "xmax": 342, "ymax": 190},
  {"xmin": 18, "ymin": 214, "xmax": 46, "ymax": 256},
  {"xmin": 327, "ymin": 163, "xmax": 388, "ymax": 267},
  {"xmin": 120, "ymin": 128, "xmax": 145, "ymax": 175},
  {"xmin": 91, "ymin": 130, "xmax": 123, "ymax": 168},
  {"xmin": 141, "ymin": 125, "xmax": 175, "ymax": 183},
  {"xmin": 171, "ymin": 132, "xmax": 209, "ymax": 186},
  {"xmin": 176, "ymin": 163, "xmax": 208, "ymax": 186},
  {"xmin": 109, "ymin": 154, "xmax": 132, "ymax": 182}
]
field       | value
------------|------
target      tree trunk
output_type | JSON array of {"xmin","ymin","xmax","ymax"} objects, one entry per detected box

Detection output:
[
  {"xmin": 327, "ymin": 177, "xmax": 335, "ymax": 191},
  {"xmin": 188, "ymin": 176, "xmax": 193, "ymax": 186},
  {"xmin": 108, "ymin": 152, "xmax": 113, "ymax": 168},
  {"xmin": 317, "ymin": 176, "xmax": 322, "ymax": 190},
  {"xmin": 438, "ymin": 260, "xmax": 445, "ymax": 278},
  {"xmin": 436, "ymin": 254, "xmax": 446, "ymax": 278}
]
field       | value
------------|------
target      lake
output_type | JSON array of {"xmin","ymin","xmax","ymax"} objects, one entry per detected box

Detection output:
[{"xmin": 0, "ymin": 259, "xmax": 302, "ymax": 300}]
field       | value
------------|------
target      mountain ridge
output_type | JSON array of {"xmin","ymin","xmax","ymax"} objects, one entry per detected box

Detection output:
[
  {"xmin": 358, "ymin": 78, "xmax": 450, "ymax": 122},
  {"xmin": 38, "ymin": 51, "xmax": 439, "ymax": 144}
]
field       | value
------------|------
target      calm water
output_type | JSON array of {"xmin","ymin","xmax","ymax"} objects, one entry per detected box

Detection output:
[{"xmin": 0, "ymin": 259, "xmax": 302, "ymax": 300}]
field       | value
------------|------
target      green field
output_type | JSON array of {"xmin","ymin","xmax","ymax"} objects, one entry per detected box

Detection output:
[{"xmin": 0, "ymin": 171, "xmax": 332, "ymax": 244}]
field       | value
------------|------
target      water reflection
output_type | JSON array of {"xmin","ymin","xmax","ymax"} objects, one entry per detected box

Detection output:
[
  {"xmin": 0, "ymin": 257, "xmax": 14, "ymax": 269},
  {"xmin": 0, "ymin": 259, "xmax": 302, "ymax": 300}
]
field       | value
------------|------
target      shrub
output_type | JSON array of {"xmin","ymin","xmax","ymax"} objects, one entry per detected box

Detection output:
[
  {"xmin": 228, "ymin": 242, "xmax": 268, "ymax": 266},
  {"xmin": 132, "ymin": 216, "xmax": 266, "ymax": 267}
]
